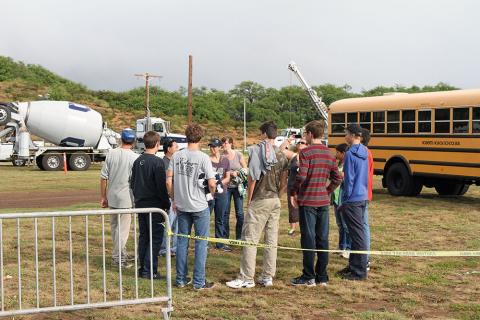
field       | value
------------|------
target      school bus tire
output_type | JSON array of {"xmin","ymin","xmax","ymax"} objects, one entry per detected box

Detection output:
[
  {"xmin": 434, "ymin": 182, "xmax": 463, "ymax": 196},
  {"xmin": 385, "ymin": 162, "xmax": 413, "ymax": 196},
  {"xmin": 409, "ymin": 177, "xmax": 423, "ymax": 196},
  {"xmin": 457, "ymin": 184, "xmax": 469, "ymax": 196}
]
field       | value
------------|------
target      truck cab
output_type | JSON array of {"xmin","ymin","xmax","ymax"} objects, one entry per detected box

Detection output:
[
  {"xmin": 135, "ymin": 117, "xmax": 187, "ymax": 153},
  {"xmin": 274, "ymin": 127, "xmax": 303, "ymax": 147}
]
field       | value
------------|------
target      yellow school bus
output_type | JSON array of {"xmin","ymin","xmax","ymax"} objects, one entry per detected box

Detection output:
[{"xmin": 328, "ymin": 89, "xmax": 480, "ymax": 196}]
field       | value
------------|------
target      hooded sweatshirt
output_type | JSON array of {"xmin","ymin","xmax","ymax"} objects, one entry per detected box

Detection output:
[{"xmin": 341, "ymin": 143, "xmax": 369, "ymax": 204}]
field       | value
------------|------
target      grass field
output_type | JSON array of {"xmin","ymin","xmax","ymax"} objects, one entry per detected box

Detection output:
[{"xmin": 0, "ymin": 165, "xmax": 479, "ymax": 319}]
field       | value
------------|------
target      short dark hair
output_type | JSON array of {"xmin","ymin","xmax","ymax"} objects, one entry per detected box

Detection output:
[
  {"xmin": 335, "ymin": 143, "xmax": 348, "ymax": 153},
  {"xmin": 346, "ymin": 123, "xmax": 363, "ymax": 137},
  {"xmin": 361, "ymin": 128, "xmax": 371, "ymax": 146},
  {"xmin": 163, "ymin": 137, "xmax": 175, "ymax": 153},
  {"xmin": 259, "ymin": 121, "xmax": 277, "ymax": 139},
  {"xmin": 221, "ymin": 136, "xmax": 234, "ymax": 148},
  {"xmin": 143, "ymin": 131, "xmax": 160, "ymax": 149},
  {"xmin": 305, "ymin": 120, "xmax": 325, "ymax": 139},
  {"xmin": 185, "ymin": 123, "xmax": 204, "ymax": 143}
]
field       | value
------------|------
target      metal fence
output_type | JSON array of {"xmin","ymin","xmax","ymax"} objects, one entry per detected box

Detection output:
[{"xmin": 0, "ymin": 208, "xmax": 173, "ymax": 319}]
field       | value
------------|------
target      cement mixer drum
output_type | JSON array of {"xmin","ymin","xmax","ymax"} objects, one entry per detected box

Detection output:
[{"xmin": 17, "ymin": 101, "xmax": 103, "ymax": 147}]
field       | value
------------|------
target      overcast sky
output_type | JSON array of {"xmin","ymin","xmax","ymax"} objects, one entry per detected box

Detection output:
[{"xmin": 2, "ymin": 0, "xmax": 480, "ymax": 93}]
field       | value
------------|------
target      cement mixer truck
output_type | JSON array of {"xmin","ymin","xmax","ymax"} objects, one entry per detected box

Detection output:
[{"xmin": 0, "ymin": 101, "xmax": 118, "ymax": 171}]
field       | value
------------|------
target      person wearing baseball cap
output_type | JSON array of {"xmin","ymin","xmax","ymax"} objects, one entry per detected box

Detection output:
[
  {"xmin": 208, "ymin": 138, "xmax": 231, "ymax": 252},
  {"xmin": 100, "ymin": 128, "xmax": 139, "ymax": 267},
  {"xmin": 337, "ymin": 123, "xmax": 369, "ymax": 281}
]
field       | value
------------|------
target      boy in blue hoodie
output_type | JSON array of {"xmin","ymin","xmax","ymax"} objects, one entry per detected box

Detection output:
[{"xmin": 337, "ymin": 124, "xmax": 369, "ymax": 280}]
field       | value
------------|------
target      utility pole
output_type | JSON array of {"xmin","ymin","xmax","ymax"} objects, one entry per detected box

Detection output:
[
  {"xmin": 243, "ymin": 97, "xmax": 247, "ymax": 152},
  {"xmin": 135, "ymin": 72, "xmax": 162, "ymax": 131},
  {"xmin": 187, "ymin": 55, "xmax": 193, "ymax": 124}
]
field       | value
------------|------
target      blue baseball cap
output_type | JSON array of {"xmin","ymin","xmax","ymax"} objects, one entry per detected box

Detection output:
[{"xmin": 121, "ymin": 128, "xmax": 136, "ymax": 144}]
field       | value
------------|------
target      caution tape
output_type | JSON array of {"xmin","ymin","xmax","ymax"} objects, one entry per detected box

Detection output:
[{"xmin": 167, "ymin": 230, "xmax": 480, "ymax": 257}]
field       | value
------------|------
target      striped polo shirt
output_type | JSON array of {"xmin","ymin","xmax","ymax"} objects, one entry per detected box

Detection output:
[{"xmin": 292, "ymin": 144, "xmax": 342, "ymax": 207}]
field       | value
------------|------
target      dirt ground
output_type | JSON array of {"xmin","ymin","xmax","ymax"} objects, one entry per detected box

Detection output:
[{"xmin": 0, "ymin": 189, "xmax": 97, "ymax": 209}]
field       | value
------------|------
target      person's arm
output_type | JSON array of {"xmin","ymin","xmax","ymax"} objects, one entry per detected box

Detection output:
[
  {"xmin": 341, "ymin": 153, "xmax": 354, "ymax": 203},
  {"xmin": 100, "ymin": 179, "xmax": 108, "ymax": 208},
  {"xmin": 326, "ymin": 157, "xmax": 342, "ymax": 194},
  {"xmin": 155, "ymin": 161, "xmax": 171, "ymax": 210},
  {"xmin": 100, "ymin": 159, "xmax": 109, "ymax": 208},
  {"xmin": 279, "ymin": 170, "xmax": 288, "ymax": 197},
  {"xmin": 205, "ymin": 157, "xmax": 217, "ymax": 195},
  {"xmin": 247, "ymin": 175, "xmax": 256, "ymax": 204},
  {"xmin": 239, "ymin": 152, "xmax": 247, "ymax": 169},
  {"xmin": 291, "ymin": 150, "xmax": 308, "ymax": 196}
]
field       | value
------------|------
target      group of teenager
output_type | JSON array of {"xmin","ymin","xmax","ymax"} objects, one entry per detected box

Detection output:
[{"xmin": 100, "ymin": 119, "xmax": 373, "ymax": 290}]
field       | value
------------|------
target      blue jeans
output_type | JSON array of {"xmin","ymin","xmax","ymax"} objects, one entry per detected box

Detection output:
[
  {"xmin": 225, "ymin": 188, "xmax": 244, "ymax": 240},
  {"xmin": 213, "ymin": 193, "xmax": 229, "ymax": 249},
  {"xmin": 176, "ymin": 207, "xmax": 210, "ymax": 288},
  {"xmin": 299, "ymin": 206, "xmax": 330, "ymax": 282},
  {"xmin": 363, "ymin": 202, "xmax": 371, "ymax": 261},
  {"xmin": 138, "ymin": 212, "xmax": 164, "ymax": 276},
  {"xmin": 334, "ymin": 204, "xmax": 351, "ymax": 250},
  {"xmin": 341, "ymin": 201, "xmax": 368, "ymax": 278},
  {"xmin": 159, "ymin": 207, "xmax": 177, "ymax": 255}
]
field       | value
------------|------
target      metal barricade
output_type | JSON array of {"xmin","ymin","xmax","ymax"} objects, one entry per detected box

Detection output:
[{"xmin": 0, "ymin": 208, "xmax": 173, "ymax": 319}]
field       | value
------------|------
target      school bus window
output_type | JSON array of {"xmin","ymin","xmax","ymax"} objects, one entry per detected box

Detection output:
[
  {"xmin": 435, "ymin": 108, "xmax": 450, "ymax": 134},
  {"xmin": 402, "ymin": 110, "xmax": 415, "ymax": 133},
  {"xmin": 373, "ymin": 111, "xmax": 385, "ymax": 133},
  {"xmin": 418, "ymin": 110, "xmax": 432, "ymax": 133},
  {"xmin": 473, "ymin": 107, "xmax": 480, "ymax": 133},
  {"xmin": 453, "ymin": 107, "xmax": 469, "ymax": 134},
  {"xmin": 331, "ymin": 113, "xmax": 346, "ymax": 134},
  {"xmin": 347, "ymin": 112, "xmax": 358, "ymax": 124},
  {"xmin": 387, "ymin": 110, "xmax": 400, "ymax": 134},
  {"xmin": 359, "ymin": 112, "xmax": 371, "ymax": 132}
]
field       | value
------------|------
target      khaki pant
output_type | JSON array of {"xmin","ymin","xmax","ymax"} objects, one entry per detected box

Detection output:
[
  {"xmin": 239, "ymin": 198, "xmax": 281, "ymax": 281},
  {"xmin": 110, "ymin": 211, "xmax": 132, "ymax": 262}
]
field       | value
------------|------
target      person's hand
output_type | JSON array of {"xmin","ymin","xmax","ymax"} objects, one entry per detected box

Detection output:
[
  {"xmin": 100, "ymin": 197, "xmax": 108, "ymax": 208},
  {"xmin": 172, "ymin": 201, "xmax": 177, "ymax": 212},
  {"xmin": 231, "ymin": 170, "xmax": 238, "ymax": 177},
  {"xmin": 290, "ymin": 195, "xmax": 298, "ymax": 209}
]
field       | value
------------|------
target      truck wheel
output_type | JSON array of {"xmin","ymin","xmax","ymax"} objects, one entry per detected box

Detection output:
[
  {"xmin": 385, "ymin": 163, "xmax": 413, "ymax": 196},
  {"xmin": 36, "ymin": 156, "xmax": 45, "ymax": 170},
  {"xmin": 68, "ymin": 152, "xmax": 91, "ymax": 171},
  {"xmin": 434, "ymin": 182, "xmax": 463, "ymax": 196},
  {"xmin": 0, "ymin": 105, "xmax": 11, "ymax": 126},
  {"xmin": 42, "ymin": 153, "xmax": 63, "ymax": 171}
]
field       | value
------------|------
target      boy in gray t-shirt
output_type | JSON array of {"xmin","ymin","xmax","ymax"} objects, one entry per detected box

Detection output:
[
  {"xmin": 166, "ymin": 124, "xmax": 216, "ymax": 290},
  {"xmin": 168, "ymin": 149, "xmax": 215, "ymax": 212}
]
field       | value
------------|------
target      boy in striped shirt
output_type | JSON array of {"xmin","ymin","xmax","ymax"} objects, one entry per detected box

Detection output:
[{"xmin": 290, "ymin": 120, "xmax": 342, "ymax": 286}]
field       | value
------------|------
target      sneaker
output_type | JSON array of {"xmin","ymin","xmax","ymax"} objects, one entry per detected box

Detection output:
[
  {"xmin": 112, "ymin": 259, "xmax": 133, "ymax": 268},
  {"xmin": 221, "ymin": 245, "xmax": 233, "ymax": 253},
  {"xmin": 257, "ymin": 276, "xmax": 273, "ymax": 287},
  {"xmin": 336, "ymin": 266, "xmax": 351, "ymax": 277},
  {"xmin": 290, "ymin": 276, "xmax": 316, "ymax": 287},
  {"xmin": 225, "ymin": 278, "xmax": 255, "ymax": 289},
  {"xmin": 175, "ymin": 277, "xmax": 192, "ymax": 288},
  {"xmin": 140, "ymin": 272, "xmax": 165, "ymax": 280},
  {"xmin": 341, "ymin": 251, "xmax": 350, "ymax": 259},
  {"xmin": 287, "ymin": 228, "xmax": 296, "ymax": 236},
  {"xmin": 194, "ymin": 280, "xmax": 215, "ymax": 290},
  {"xmin": 340, "ymin": 272, "xmax": 367, "ymax": 281}
]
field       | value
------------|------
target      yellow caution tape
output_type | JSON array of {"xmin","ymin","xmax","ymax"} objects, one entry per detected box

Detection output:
[{"xmin": 167, "ymin": 230, "xmax": 480, "ymax": 257}]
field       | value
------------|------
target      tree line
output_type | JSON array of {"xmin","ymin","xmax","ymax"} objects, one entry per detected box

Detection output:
[{"xmin": 1, "ymin": 56, "xmax": 458, "ymax": 129}]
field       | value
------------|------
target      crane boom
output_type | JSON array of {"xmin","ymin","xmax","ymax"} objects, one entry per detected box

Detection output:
[{"xmin": 288, "ymin": 61, "xmax": 328, "ymax": 121}]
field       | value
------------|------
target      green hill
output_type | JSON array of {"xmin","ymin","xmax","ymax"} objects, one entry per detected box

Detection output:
[{"xmin": 0, "ymin": 55, "xmax": 459, "ymax": 141}]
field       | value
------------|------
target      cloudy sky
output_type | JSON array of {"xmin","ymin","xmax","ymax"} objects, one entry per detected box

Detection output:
[{"xmin": 2, "ymin": 0, "xmax": 479, "ymax": 93}]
